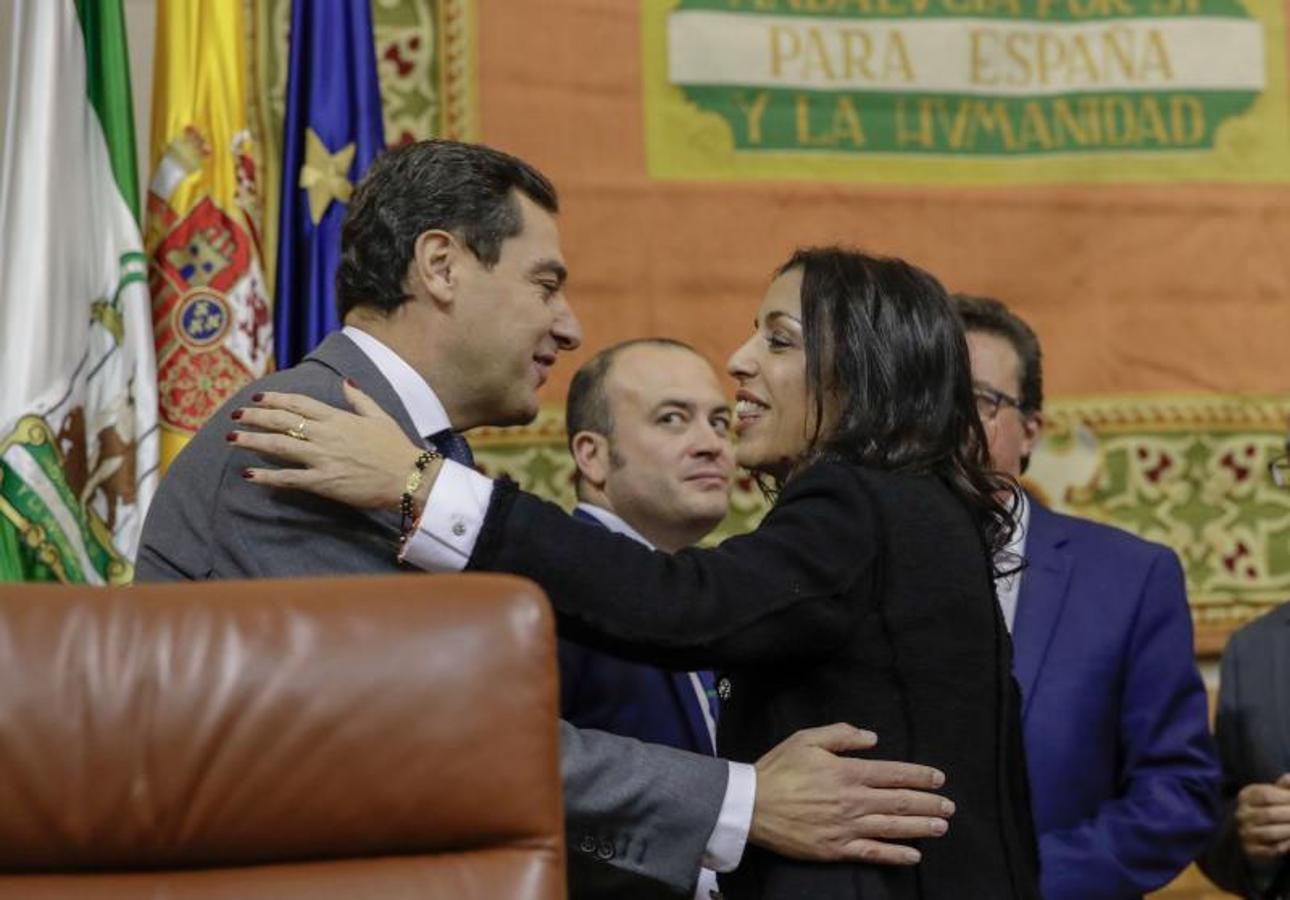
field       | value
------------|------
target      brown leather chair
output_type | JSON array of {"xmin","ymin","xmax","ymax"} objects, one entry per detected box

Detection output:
[{"xmin": 0, "ymin": 574, "xmax": 565, "ymax": 899}]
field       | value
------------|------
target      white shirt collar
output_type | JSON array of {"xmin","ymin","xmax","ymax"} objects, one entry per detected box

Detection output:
[
  {"xmin": 1005, "ymin": 489, "xmax": 1030, "ymax": 562},
  {"xmin": 575, "ymin": 502, "xmax": 655, "ymax": 550},
  {"xmin": 342, "ymin": 325, "xmax": 452, "ymax": 439},
  {"xmin": 994, "ymin": 489, "xmax": 1031, "ymax": 634}
]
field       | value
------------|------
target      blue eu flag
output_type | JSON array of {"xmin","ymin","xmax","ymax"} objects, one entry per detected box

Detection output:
[{"xmin": 274, "ymin": 0, "xmax": 386, "ymax": 368}]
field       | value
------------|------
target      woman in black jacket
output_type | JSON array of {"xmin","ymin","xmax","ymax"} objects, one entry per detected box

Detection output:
[{"xmin": 236, "ymin": 247, "xmax": 1040, "ymax": 899}]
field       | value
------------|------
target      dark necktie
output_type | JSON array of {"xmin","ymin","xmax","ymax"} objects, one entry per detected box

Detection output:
[{"xmin": 428, "ymin": 429, "xmax": 474, "ymax": 468}]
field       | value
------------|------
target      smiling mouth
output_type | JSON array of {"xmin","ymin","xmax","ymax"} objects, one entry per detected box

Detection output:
[{"xmin": 734, "ymin": 397, "xmax": 769, "ymax": 432}]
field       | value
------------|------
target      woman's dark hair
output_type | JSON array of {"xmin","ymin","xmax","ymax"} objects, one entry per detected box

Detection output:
[
  {"xmin": 780, "ymin": 246, "xmax": 1017, "ymax": 565},
  {"xmin": 336, "ymin": 139, "xmax": 558, "ymax": 320}
]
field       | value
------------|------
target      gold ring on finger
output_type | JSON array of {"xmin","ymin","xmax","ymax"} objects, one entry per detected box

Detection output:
[{"xmin": 287, "ymin": 419, "xmax": 309, "ymax": 441}]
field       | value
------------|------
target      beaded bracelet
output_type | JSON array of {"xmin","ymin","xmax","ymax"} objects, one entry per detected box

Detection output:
[{"xmin": 399, "ymin": 449, "xmax": 442, "ymax": 541}]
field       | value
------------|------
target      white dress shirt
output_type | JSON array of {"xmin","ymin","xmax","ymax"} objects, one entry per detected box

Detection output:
[
  {"xmin": 994, "ymin": 491, "xmax": 1031, "ymax": 634},
  {"xmin": 346, "ymin": 327, "xmax": 754, "ymax": 884},
  {"xmin": 342, "ymin": 325, "xmax": 492, "ymax": 557}
]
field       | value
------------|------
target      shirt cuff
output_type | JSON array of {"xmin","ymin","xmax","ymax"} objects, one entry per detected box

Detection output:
[
  {"xmin": 399, "ymin": 461, "xmax": 494, "ymax": 572},
  {"xmin": 703, "ymin": 761, "xmax": 756, "ymax": 873}
]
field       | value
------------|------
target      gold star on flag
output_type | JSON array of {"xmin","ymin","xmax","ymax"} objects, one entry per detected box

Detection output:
[{"xmin": 299, "ymin": 128, "xmax": 356, "ymax": 225}]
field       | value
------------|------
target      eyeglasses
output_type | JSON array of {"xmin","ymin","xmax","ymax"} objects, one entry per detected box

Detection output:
[
  {"xmin": 1271, "ymin": 445, "xmax": 1290, "ymax": 489},
  {"xmin": 974, "ymin": 385, "xmax": 1025, "ymax": 423}
]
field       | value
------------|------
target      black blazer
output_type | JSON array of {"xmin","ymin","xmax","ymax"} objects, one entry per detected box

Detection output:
[{"xmin": 470, "ymin": 461, "xmax": 1040, "ymax": 900}]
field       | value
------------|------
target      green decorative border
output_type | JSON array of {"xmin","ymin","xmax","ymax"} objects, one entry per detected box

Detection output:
[{"xmin": 1030, "ymin": 394, "xmax": 1290, "ymax": 644}]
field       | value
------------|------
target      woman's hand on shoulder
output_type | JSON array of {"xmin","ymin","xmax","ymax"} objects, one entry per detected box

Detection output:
[{"xmin": 229, "ymin": 378, "xmax": 433, "ymax": 512}]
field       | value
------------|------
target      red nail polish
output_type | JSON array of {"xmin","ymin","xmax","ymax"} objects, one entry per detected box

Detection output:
[
  {"xmin": 251, "ymin": 392, "xmax": 264, "ymax": 402},
  {"xmin": 225, "ymin": 432, "xmax": 237, "ymax": 442},
  {"xmin": 345, "ymin": 377, "xmax": 358, "ymax": 388},
  {"xmin": 242, "ymin": 468, "xmax": 254, "ymax": 480},
  {"xmin": 231, "ymin": 409, "xmax": 243, "ymax": 420}
]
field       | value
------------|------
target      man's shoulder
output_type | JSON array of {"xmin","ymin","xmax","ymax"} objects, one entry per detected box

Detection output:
[
  {"xmin": 248, "ymin": 356, "xmax": 343, "ymax": 397},
  {"xmin": 1034, "ymin": 500, "xmax": 1176, "ymax": 570},
  {"xmin": 248, "ymin": 361, "xmax": 346, "ymax": 409},
  {"xmin": 157, "ymin": 364, "xmax": 325, "ymax": 477},
  {"xmin": 148, "ymin": 353, "xmax": 348, "ymax": 511},
  {"xmin": 221, "ymin": 331, "xmax": 358, "ymax": 410},
  {"xmin": 1227, "ymin": 600, "xmax": 1290, "ymax": 654}
]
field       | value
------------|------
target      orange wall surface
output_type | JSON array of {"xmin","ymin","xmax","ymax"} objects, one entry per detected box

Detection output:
[{"xmin": 474, "ymin": 1, "xmax": 1290, "ymax": 403}]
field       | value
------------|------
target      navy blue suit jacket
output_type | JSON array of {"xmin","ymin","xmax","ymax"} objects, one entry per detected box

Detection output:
[
  {"xmin": 1015, "ymin": 497, "xmax": 1220, "ymax": 899},
  {"xmin": 557, "ymin": 508, "xmax": 716, "ymax": 757}
]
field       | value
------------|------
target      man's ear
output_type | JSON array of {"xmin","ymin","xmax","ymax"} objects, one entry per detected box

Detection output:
[
  {"xmin": 571, "ymin": 431, "xmax": 611, "ymax": 491},
  {"xmin": 411, "ymin": 230, "xmax": 456, "ymax": 306}
]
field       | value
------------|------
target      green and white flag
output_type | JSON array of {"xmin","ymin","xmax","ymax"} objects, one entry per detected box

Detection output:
[{"xmin": 0, "ymin": 0, "xmax": 159, "ymax": 583}]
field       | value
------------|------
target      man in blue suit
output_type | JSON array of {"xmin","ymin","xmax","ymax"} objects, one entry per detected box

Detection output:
[
  {"xmin": 559, "ymin": 337, "xmax": 736, "ymax": 898},
  {"xmin": 956, "ymin": 295, "xmax": 1221, "ymax": 900}
]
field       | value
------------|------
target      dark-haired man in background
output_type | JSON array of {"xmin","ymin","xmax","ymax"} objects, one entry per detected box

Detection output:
[
  {"xmin": 955, "ymin": 294, "xmax": 1220, "ymax": 900},
  {"xmin": 136, "ymin": 139, "xmax": 954, "ymax": 896}
]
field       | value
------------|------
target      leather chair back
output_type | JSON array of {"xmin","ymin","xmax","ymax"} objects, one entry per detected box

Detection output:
[{"xmin": 0, "ymin": 573, "xmax": 564, "ymax": 899}]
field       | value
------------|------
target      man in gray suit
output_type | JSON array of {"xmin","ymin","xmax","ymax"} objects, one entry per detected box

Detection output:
[
  {"xmin": 136, "ymin": 139, "xmax": 953, "ymax": 895},
  {"xmin": 1200, "ymin": 436, "xmax": 1290, "ymax": 898}
]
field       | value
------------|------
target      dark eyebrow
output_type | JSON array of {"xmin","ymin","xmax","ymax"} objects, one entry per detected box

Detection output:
[{"xmin": 529, "ymin": 258, "xmax": 568, "ymax": 286}]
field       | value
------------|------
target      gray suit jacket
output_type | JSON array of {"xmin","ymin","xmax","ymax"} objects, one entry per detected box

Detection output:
[
  {"xmin": 1200, "ymin": 602, "xmax": 1290, "ymax": 899},
  {"xmin": 134, "ymin": 331, "xmax": 728, "ymax": 894}
]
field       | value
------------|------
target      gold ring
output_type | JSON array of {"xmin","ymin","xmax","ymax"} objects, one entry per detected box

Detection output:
[{"xmin": 286, "ymin": 419, "xmax": 309, "ymax": 441}]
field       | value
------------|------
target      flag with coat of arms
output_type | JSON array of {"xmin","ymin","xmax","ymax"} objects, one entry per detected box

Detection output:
[{"xmin": 145, "ymin": 0, "xmax": 272, "ymax": 469}]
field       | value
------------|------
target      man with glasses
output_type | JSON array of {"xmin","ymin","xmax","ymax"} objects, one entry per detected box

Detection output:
[
  {"xmin": 1274, "ymin": 447, "xmax": 1290, "ymax": 489},
  {"xmin": 955, "ymin": 295, "xmax": 1219, "ymax": 900},
  {"xmin": 1199, "ymin": 433, "xmax": 1290, "ymax": 899}
]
